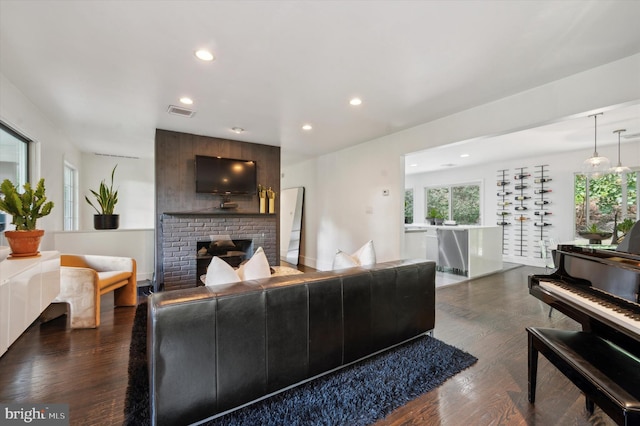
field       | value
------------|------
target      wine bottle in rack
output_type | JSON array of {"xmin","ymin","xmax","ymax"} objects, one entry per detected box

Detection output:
[
  {"xmin": 497, "ymin": 180, "xmax": 510, "ymax": 186},
  {"xmin": 534, "ymin": 189, "xmax": 552, "ymax": 194},
  {"xmin": 515, "ymin": 216, "xmax": 529, "ymax": 221},
  {"xmin": 514, "ymin": 195, "xmax": 530, "ymax": 201},
  {"xmin": 534, "ymin": 211, "xmax": 552, "ymax": 216},
  {"xmin": 534, "ymin": 178, "xmax": 552, "ymax": 183},
  {"xmin": 497, "ymin": 221, "xmax": 511, "ymax": 226},
  {"xmin": 515, "ymin": 184, "xmax": 528, "ymax": 190},
  {"xmin": 497, "ymin": 211, "xmax": 511, "ymax": 216},
  {"xmin": 534, "ymin": 200, "xmax": 550, "ymax": 205},
  {"xmin": 514, "ymin": 173, "xmax": 530, "ymax": 180},
  {"xmin": 497, "ymin": 191, "xmax": 512, "ymax": 196},
  {"xmin": 534, "ymin": 222, "xmax": 551, "ymax": 227},
  {"xmin": 514, "ymin": 206, "xmax": 528, "ymax": 211},
  {"xmin": 498, "ymin": 201, "xmax": 511, "ymax": 206}
]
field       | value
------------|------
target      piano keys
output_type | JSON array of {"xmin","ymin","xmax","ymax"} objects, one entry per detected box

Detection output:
[{"xmin": 529, "ymin": 244, "xmax": 640, "ymax": 351}]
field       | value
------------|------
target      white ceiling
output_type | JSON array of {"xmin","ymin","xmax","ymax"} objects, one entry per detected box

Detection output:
[
  {"xmin": 1, "ymin": 1, "xmax": 639, "ymax": 166},
  {"xmin": 405, "ymin": 102, "xmax": 640, "ymax": 174}
]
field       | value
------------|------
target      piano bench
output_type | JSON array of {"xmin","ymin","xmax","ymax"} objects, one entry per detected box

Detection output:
[{"xmin": 527, "ymin": 327, "xmax": 640, "ymax": 426}]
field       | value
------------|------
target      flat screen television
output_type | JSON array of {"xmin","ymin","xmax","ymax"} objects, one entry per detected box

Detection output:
[{"xmin": 195, "ymin": 155, "xmax": 257, "ymax": 195}]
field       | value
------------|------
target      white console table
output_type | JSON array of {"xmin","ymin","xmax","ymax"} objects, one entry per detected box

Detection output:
[{"xmin": 0, "ymin": 251, "xmax": 60, "ymax": 357}]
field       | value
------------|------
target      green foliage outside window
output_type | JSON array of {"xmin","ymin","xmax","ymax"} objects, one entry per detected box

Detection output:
[
  {"xmin": 452, "ymin": 185, "xmax": 480, "ymax": 224},
  {"xmin": 426, "ymin": 187, "xmax": 448, "ymax": 219},
  {"xmin": 425, "ymin": 184, "xmax": 480, "ymax": 225},
  {"xmin": 575, "ymin": 171, "xmax": 637, "ymax": 234},
  {"xmin": 404, "ymin": 189, "xmax": 413, "ymax": 224}
]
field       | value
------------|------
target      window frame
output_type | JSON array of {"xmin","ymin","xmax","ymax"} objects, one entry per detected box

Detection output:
[
  {"xmin": 424, "ymin": 181, "xmax": 482, "ymax": 225},
  {"xmin": 574, "ymin": 169, "xmax": 638, "ymax": 237},
  {"xmin": 63, "ymin": 162, "xmax": 79, "ymax": 231},
  {"xmin": 0, "ymin": 121, "xmax": 31, "ymax": 187}
]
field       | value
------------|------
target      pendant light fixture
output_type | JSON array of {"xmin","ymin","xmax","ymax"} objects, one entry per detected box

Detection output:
[
  {"xmin": 610, "ymin": 129, "xmax": 631, "ymax": 174},
  {"xmin": 581, "ymin": 112, "xmax": 610, "ymax": 177}
]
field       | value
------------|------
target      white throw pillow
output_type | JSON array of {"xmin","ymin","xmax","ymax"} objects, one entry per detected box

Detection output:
[
  {"xmin": 332, "ymin": 240, "xmax": 376, "ymax": 269},
  {"xmin": 353, "ymin": 240, "xmax": 376, "ymax": 265},
  {"xmin": 332, "ymin": 250, "xmax": 360, "ymax": 269},
  {"xmin": 237, "ymin": 246, "xmax": 271, "ymax": 281},
  {"xmin": 205, "ymin": 256, "xmax": 241, "ymax": 286}
]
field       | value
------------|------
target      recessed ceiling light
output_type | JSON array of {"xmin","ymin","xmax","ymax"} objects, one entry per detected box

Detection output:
[
  {"xmin": 302, "ymin": 124, "xmax": 313, "ymax": 131},
  {"xmin": 231, "ymin": 127, "xmax": 244, "ymax": 134},
  {"xmin": 409, "ymin": 163, "xmax": 418, "ymax": 167},
  {"xmin": 460, "ymin": 153, "xmax": 469, "ymax": 158},
  {"xmin": 195, "ymin": 49, "xmax": 214, "ymax": 61},
  {"xmin": 179, "ymin": 97, "xmax": 193, "ymax": 105},
  {"xmin": 349, "ymin": 97, "xmax": 362, "ymax": 106}
]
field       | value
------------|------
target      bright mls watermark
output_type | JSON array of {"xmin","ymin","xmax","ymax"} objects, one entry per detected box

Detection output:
[{"xmin": 1, "ymin": 404, "xmax": 68, "ymax": 425}]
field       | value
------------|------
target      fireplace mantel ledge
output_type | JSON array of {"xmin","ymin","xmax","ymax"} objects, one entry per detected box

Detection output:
[{"xmin": 163, "ymin": 210, "xmax": 275, "ymax": 216}]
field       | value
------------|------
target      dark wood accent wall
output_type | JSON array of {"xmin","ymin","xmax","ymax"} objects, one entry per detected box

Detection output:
[{"xmin": 155, "ymin": 129, "xmax": 281, "ymax": 288}]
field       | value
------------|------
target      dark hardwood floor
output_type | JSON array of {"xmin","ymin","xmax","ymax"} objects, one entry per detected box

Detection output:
[{"xmin": 0, "ymin": 265, "xmax": 616, "ymax": 425}]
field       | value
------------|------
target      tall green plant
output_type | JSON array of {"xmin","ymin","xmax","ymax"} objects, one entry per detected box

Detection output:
[
  {"xmin": 85, "ymin": 165, "xmax": 118, "ymax": 215},
  {"xmin": 0, "ymin": 178, "xmax": 54, "ymax": 230}
]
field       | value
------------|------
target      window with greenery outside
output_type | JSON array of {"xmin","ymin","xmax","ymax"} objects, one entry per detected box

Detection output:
[
  {"xmin": 575, "ymin": 171, "xmax": 637, "ymax": 235},
  {"xmin": 425, "ymin": 184, "xmax": 481, "ymax": 225},
  {"xmin": 404, "ymin": 189, "xmax": 413, "ymax": 224},
  {"xmin": 452, "ymin": 185, "xmax": 480, "ymax": 225},
  {"xmin": 425, "ymin": 187, "xmax": 449, "ymax": 220}
]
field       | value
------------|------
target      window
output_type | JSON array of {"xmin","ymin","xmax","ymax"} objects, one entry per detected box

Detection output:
[
  {"xmin": 425, "ymin": 183, "xmax": 481, "ymax": 225},
  {"xmin": 426, "ymin": 187, "xmax": 449, "ymax": 220},
  {"xmin": 0, "ymin": 122, "xmax": 29, "ymax": 187},
  {"xmin": 452, "ymin": 185, "xmax": 480, "ymax": 224},
  {"xmin": 64, "ymin": 162, "xmax": 78, "ymax": 230},
  {"xmin": 404, "ymin": 189, "xmax": 414, "ymax": 224},
  {"xmin": 574, "ymin": 170, "xmax": 638, "ymax": 235}
]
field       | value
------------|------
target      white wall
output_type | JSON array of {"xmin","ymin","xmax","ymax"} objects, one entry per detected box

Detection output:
[
  {"xmin": 282, "ymin": 54, "xmax": 640, "ymax": 271},
  {"xmin": 0, "ymin": 73, "xmax": 81, "ymax": 250},
  {"xmin": 80, "ymin": 153, "xmax": 154, "ymax": 230},
  {"xmin": 1, "ymin": 71, "xmax": 155, "ymax": 257},
  {"xmin": 53, "ymin": 229, "xmax": 154, "ymax": 280}
]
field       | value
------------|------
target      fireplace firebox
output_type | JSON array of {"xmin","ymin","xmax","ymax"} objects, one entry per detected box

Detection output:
[{"xmin": 195, "ymin": 238, "xmax": 253, "ymax": 286}]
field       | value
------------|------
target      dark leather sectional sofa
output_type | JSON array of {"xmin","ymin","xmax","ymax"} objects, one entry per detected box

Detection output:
[{"xmin": 147, "ymin": 259, "xmax": 436, "ymax": 425}]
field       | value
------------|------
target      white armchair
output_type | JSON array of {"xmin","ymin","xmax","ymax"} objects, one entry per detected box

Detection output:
[{"xmin": 53, "ymin": 254, "xmax": 137, "ymax": 328}]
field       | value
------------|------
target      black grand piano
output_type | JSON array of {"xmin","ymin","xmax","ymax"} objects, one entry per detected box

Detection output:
[{"xmin": 527, "ymin": 224, "xmax": 640, "ymax": 425}]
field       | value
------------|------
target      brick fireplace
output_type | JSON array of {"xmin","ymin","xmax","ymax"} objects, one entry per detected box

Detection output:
[{"xmin": 161, "ymin": 213, "xmax": 277, "ymax": 290}]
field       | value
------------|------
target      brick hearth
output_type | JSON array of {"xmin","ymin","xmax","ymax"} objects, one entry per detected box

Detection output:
[{"xmin": 161, "ymin": 213, "xmax": 277, "ymax": 290}]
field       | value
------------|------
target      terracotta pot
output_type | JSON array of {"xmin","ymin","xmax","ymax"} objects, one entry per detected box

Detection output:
[{"xmin": 4, "ymin": 229, "xmax": 44, "ymax": 257}]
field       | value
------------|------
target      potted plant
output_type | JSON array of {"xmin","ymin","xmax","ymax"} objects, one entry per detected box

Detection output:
[
  {"xmin": 427, "ymin": 208, "xmax": 445, "ymax": 225},
  {"xmin": 0, "ymin": 178, "xmax": 54, "ymax": 257},
  {"xmin": 578, "ymin": 223, "xmax": 612, "ymax": 244},
  {"xmin": 85, "ymin": 165, "xmax": 119, "ymax": 229},
  {"xmin": 614, "ymin": 218, "xmax": 637, "ymax": 244}
]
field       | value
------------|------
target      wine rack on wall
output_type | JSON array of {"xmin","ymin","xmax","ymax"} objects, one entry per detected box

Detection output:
[
  {"xmin": 497, "ymin": 165, "xmax": 553, "ymax": 264},
  {"xmin": 533, "ymin": 165, "xmax": 552, "ymax": 259},
  {"xmin": 513, "ymin": 167, "xmax": 530, "ymax": 257},
  {"xmin": 497, "ymin": 169, "xmax": 511, "ymax": 254}
]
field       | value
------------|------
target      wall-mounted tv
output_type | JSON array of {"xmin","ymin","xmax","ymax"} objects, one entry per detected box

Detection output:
[{"xmin": 195, "ymin": 155, "xmax": 257, "ymax": 195}]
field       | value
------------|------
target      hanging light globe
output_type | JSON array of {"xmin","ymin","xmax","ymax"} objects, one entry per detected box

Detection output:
[
  {"xmin": 610, "ymin": 129, "xmax": 631, "ymax": 174},
  {"xmin": 581, "ymin": 113, "xmax": 610, "ymax": 178}
]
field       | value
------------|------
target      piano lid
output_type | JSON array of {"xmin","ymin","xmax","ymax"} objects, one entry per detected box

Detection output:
[
  {"xmin": 617, "ymin": 220, "xmax": 640, "ymax": 255},
  {"xmin": 554, "ymin": 244, "xmax": 640, "ymax": 304}
]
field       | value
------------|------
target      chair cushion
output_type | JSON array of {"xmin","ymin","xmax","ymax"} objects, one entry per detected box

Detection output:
[{"xmin": 97, "ymin": 270, "xmax": 133, "ymax": 289}]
